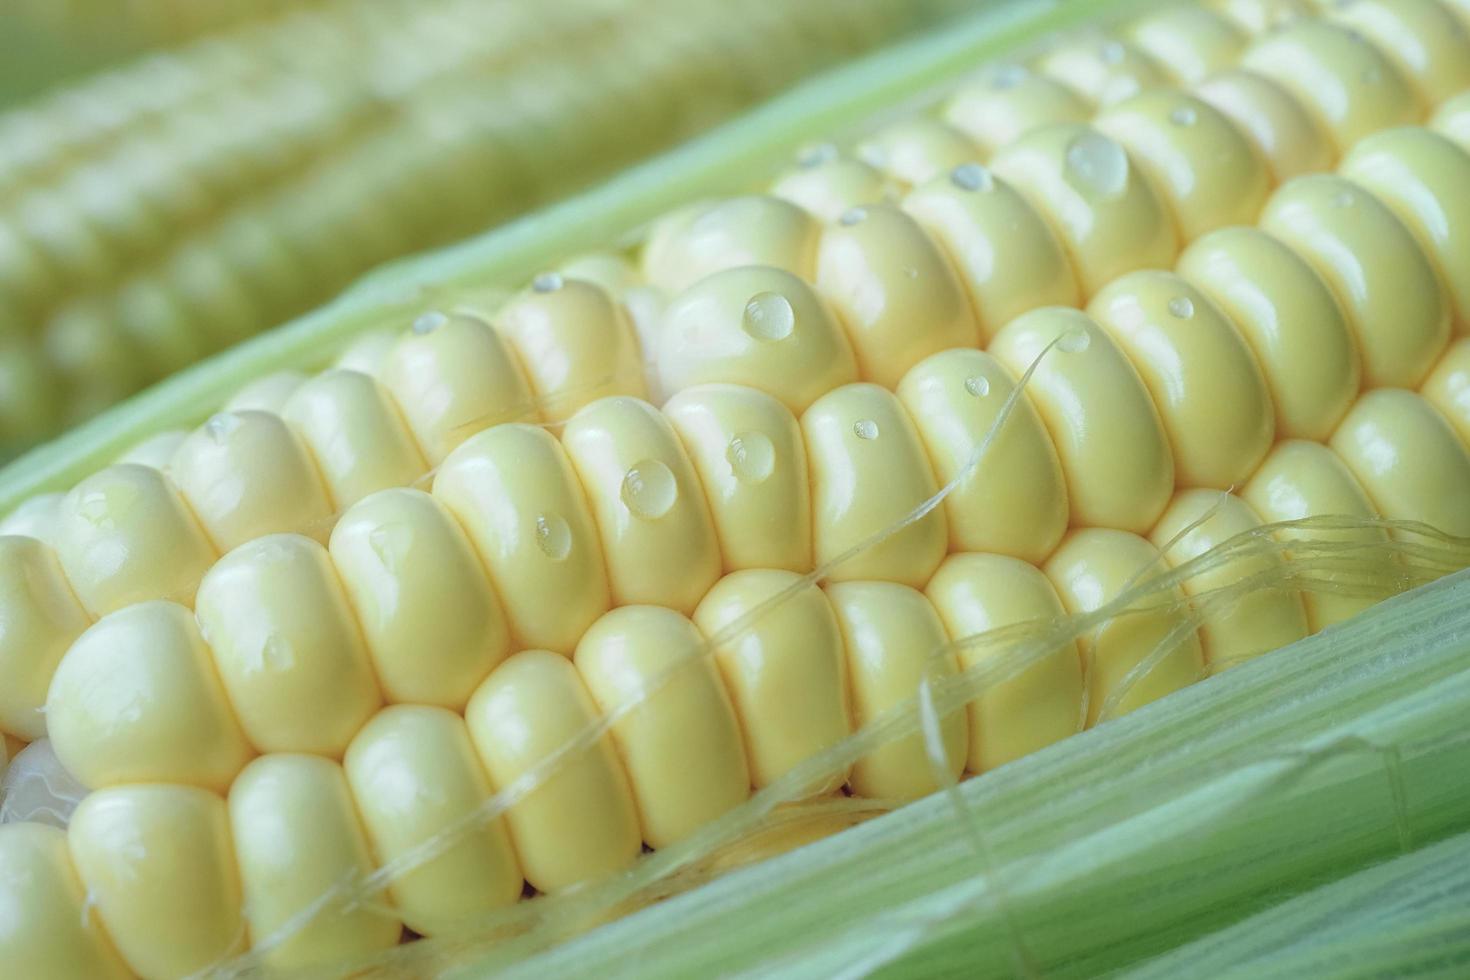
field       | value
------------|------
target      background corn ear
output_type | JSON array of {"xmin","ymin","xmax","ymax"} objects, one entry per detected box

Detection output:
[{"xmin": 0, "ymin": 0, "xmax": 972, "ymax": 452}]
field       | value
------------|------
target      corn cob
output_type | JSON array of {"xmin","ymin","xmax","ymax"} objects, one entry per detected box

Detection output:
[
  {"xmin": 0, "ymin": 0, "xmax": 971, "ymax": 453},
  {"xmin": 3, "ymin": 0, "xmax": 1470, "ymax": 975}
]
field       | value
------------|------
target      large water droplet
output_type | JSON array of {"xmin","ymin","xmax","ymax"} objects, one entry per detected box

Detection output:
[
  {"xmin": 532, "ymin": 271, "xmax": 564, "ymax": 293},
  {"xmin": 205, "ymin": 412, "xmax": 240, "ymax": 443},
  {"xmin": 1065, "ymin": 132, "xmax": 1129, "ymax": 199},
  {"xmin": 621, "ymin": 460, "xmax": 678, "ymax": 519},
  {"xmin": 1058, "ymin": 327, "xmax": 1092, "ymax": 353},
  {"xmin": 950, "ymin": 162, "xmax": 994, "ymax": 192},
  {"xmin": 853, "ymin": 419, "xmax": 880, "ymax": 440},
  {"xmin": 725, "ymin": 431, "xmax": 775, "ymax": 484},
  {"xmin": 1168, "ymin": 105, "xmax": 1197, "ymax": 127},
  {"xmin": 368, "ymin": 522, "xmax": 413, "ymax": 572},
  {"xmin": 413, "ymin": 311, "xmax": 448, "ymax": 335},
  {"xmin": 964, "ymin": 375, "xmax": 991, "ymax": 398},
  {"xmin": 742, "ymin": 291, "xmax": 795, "ymax": 341},
  {"xmin": 534, "ymin": 512, "xmax": 572, "ymax": 560},
  {"xmin": 1167, "ymin": 296, "xmax": 1195, "ymax": 319}
]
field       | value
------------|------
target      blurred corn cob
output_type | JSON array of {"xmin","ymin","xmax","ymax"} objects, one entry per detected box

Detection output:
[{"xmin": 0, "ymin": 0, "xmax": 971, "ymax": 454}]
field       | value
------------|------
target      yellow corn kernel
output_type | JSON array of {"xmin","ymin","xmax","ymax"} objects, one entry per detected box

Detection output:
[
  {"xmin": 380, "ymin": 311, "xmax": 538, "ymax": 465},
  {"xmin": 694, "ymin": 569, "xmax": 852, "ymax": 793},
  {"xmin": 896, "ymin": 348, "xmax": 1069, "ymax": 564},
  {"xmin": 1088, "ymin": 270, "xmax": 1274, "ymax": 488},
  {"xmin": 1192, "ymin": 69, "xmax": 1336, "ymax": 182},
  {"xmin": 222, "ymin": 369, "xmax": 308, "ymax": 414},
  {"xmin": 280, "ymin": 369, "xmax": 427, "ymax": 510},
  {"xmin": 990, "ymin": 309, "xmax": 1174, "ymax": 534},
  {"xmin": 0, "ymin": 823, "xmax": 132, "ymax": 979},
  {"xmin": 663, "ymin": 384, "xmax": 812, "ymax": 572},
  {"xmin": 574, "ymin": 605, "xmax": 748, "ymax": 847},
  {"xmin": 815, "ymin": 202, "xmax": 979, "ymax": 389},
  {"xmin": 54, "ymin": 462, "xmax": 217, "ymax": 614},
  {"xmin": 1094, "ymin": 90, "xmax": 1271, "ymax": 240},
  {"xmin": 46, "ymin": 601, "xmax": 251, "ymax": 792},
  {"xmin": 927, "ymin": 552, "xmax": 1084, "ymax": 772},
  {"xmin": 0, "ymin": 536, "xmax": 91, "ymax": 740},
  {"xmin": 1242, "ymin": 439, "xmax": 1388, "ymax": 630},
  {"xmin": 329, "ymin": 488, "xmax": 510, "ymax": 709},
  {"xmin": 1422, "ymin": 338, "xmax": 1470, "ymax": 443},
  {"xmin": 1239, "ymin": 18, "xmax": 1419, "ymax": 151},
  {"xmin": 115, "ymin": 428, "xmax": 188, "ymax": 470},
  {"xmin": 991, "ymin": 124, "xmax": 1179, "ymax": 298},
  {"xmin": 0, "ymin": 491, "xmax": 63, "ymax": 544},
  {"xmin": 558, "ymin": 252, "xmax": 642, "ymax": 296},
  {"xmin": 1150, "ymin": 490, "xmax": 1309, "ymax": 669},
  {"xmin": 562, "ymin": 396, "xmax": 722, "ymax": 613},
  {"xmin": 333, "ymin": 327, "xmax": 401, "ymax": 378},
  {"xmin": 803, "ymin": 383, "xmax": 947, "ymax": 587},
  {"xmin": 1431, "ymin": 90, "xmax": 1470, "ymax": 151},
  {"xmin": 641, "ymin": 195, "xmax": 820, "ymax": 293},
  {"xmin": 465, "ymin": 650, "xmax": 641, "ymax": 892},
  {"xmin": 826, "ymin": 580, "xmax": 966, "ymax": 800},
  {"xmin": 902, "ymin": 165, "xmax": 1079, "ymax": 343},
  {"xmin": 69, "ymin": 785, "xmax": 245, "ymax": 979},
  {"xmin": 489, "ymin": 276, "xmax": 647, "ymax": 420},
  {"xmin": 1211, "ymin": 0, "xmax": 1313, "ymax": 34},
  {"xmin": 1126, "ymin": 4, "xmax": 1247, "ymax": 83},
  {"xmin": 1324, "ymin": 0, "xmax": 1470, "ymax": 104},
  {"xmin": 771, "ymin": 153, "xmax": 894, "ymax": 222},
  {"xmin": 344, "ymin": 706, "xmax": 523, "ymax": 937},
  {"xmin": 1260, "ymin": 175, "xmax": 1449, "ymax": 388},
  {"xmin": 1035, "ymin": 37, "xmax": 1171, "ymax": 106},
  {"xmin": 1330, "ymin": 388, "xmax": 1470, "ymax": 539},
  {"xmin": 1339, "ymin": 128, "xmax": 1470, "ymax": 332},
  {"xmin": 1045, "ymin": 528, "xmax": 1206, "ymax": 723},
  {"xmin": 229, "ymin": 754, "xmax": 400, "ymax": 969},
  {"xmin": 1176, "ymin": 226, "xmax": 1360, "ymax": 441},
  {"xmin": 656, "ymin": 265, "xmax": 859, "ymax": 413},
  {"xmin": 941, "ymin": 65, "xmax": 1092, "ymax": 156},
  {"xmin": 0, "ymin": 738, "xmax": 87, "ymax": 827},
  {"xmin": 170, "ymin": 409, "xmax": 335, "ymax": 551},
  {"xmin": 624, "ymin": 285, "xmax": 670, "ymax": 393},
  {"xmin": 433, "ymin": 424, "xmax": 609, "ymax": 654},
  {"xmin": 195, "ymin": 534, "xmax": 382, "ymax": 756},
  {"xmin": 854, "ymin": 116, "xmax": 980, "ymax": 186}
]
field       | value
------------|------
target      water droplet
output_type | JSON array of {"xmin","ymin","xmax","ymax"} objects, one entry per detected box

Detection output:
[
  {"xmin": 1100, "ymin": 41, "xmax": 1126, "ymax": 65},
  {"xmin": 534, "ymin": 513, "xmax": 572, "ymax": 560},
  {"xmin": 950, "ymin": 162, "xmax": 994, "ymax": 192},
  {"xmin": 1058, "ymin": 327, "xmax": 1091, "ymax": 353},
  {"xmin": 853, "ymin": 419, "xmax": 880, "ymax": 440},
  {"xmin": 413, "ymin": 311, "xmax": 448, "ymax": 335},
  {"xmin": 903, "ymin": 266, "xmax": 919, "ymax": 280},
  {"xmin": 964, "ymin": 375, "xmax": 991, "ymax": 398},
  {"xmin": 742, "ymin": 291, "xmax": 795, "ymax": 341},
  {"xmin": 990, "ymin": 64, "xmax": 1027, "ymax": 90},
  {"xmin": 260, "ymin": 633, "xmax": 294, "ymax": 671},
  {"xmin": 797, "ymin": 142, "xmax": 837, "ymax": 169},
  {"xmin": 1065, "ymin": 132, "xmax": 1129, "ymax": 199},
  {"xmin": 532, "ymin": 272, "xmax": 564, "ymax": 293},
  {"xmin": 368, "ymin": 522, "xmax": 413, "ymax": 571},
  {"xmin": 1331, "ymin": 189, "xmax": 1355, "ymax": 208},
  {"xmin": 205, "ymin": 413, "xmax": 240, "ymax": 443},
  {"xmin": 621, "ymin": 460, "xmax": 678, "ymax": 519},
  {"xmin": 725, "ymin": 431, "xmax": 775, "ymax": 483},
  {"xmin": 839, "ymin": 207, "xmax": 868, "ymax": 226},
  {"xmin": 856, "ymin": 144, "xmax": 888, "ymax": 169},
  {"xmin": 1167, "ymin": 296, "xmax": 1195, "ymax": 319},
  {"xmin": 1168, "ymin": 105, "xmax": 1197, "ymax": 127}
]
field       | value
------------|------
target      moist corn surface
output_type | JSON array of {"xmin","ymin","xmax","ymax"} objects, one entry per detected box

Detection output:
[{"xmin": 5, "ymin": 0, "xmax": 1470, "ymax": 975}]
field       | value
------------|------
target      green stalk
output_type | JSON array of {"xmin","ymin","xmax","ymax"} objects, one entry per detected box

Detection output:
[
  {"xmin": 454, "ymin": 569, "xmax": 1470, "ymax": 979},
  {"xmin": 0, "ymin": 0, "xmax": 1163, "ymax": 512}
]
